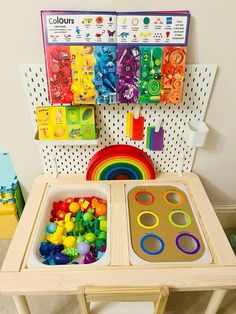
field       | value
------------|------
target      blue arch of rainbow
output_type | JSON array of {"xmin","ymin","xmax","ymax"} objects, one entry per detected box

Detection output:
[{"xmin": 86, "ymin": 145, "xmax": 156, "ymax": 180}]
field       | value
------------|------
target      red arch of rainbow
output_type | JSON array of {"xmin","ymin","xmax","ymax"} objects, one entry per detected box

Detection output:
[{"xmin": 86, "ymin": 145, "xmax": 156, "ymax": 180}]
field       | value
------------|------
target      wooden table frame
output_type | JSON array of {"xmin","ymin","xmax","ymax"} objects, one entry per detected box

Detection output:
[{"xmin": 0, "ymin": 173, "xmax": 236, "ymax": 314}]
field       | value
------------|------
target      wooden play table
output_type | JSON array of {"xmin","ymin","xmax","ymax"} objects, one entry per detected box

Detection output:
[{"xmin": 0, "ymin": 173, "xmax": 236, "ymax": 314}]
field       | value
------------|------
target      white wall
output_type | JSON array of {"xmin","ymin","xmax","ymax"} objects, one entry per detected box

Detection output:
[{"xmin": 0, "ymin": 0, "xmax": 235, "ymax": 204}]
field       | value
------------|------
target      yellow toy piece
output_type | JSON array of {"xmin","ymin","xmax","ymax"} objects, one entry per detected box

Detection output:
[
  {"xmin": 46, "ymin": 221, "xmax": 65, "ymax": 245},
  {"xmin": 70, "ymin": 46, "xmax": 97, "ymax": 104},
  {"xmin": 100, "ymin": 220, "xmax": 107, "ymax": 232},
  {"xmin": 69, "ymin": 202, "xmax": 80, "ymax": 213},
  {"xmin": 63, "ymin": 236, "xmax": 76, "ymax": 248},
  {"xmin": 46, "ymin": 233, "xmax": 64, "ymax": 245},
  {"xmin": 82, "ymin": 200, "xmax": 90, "ymax": 210},
  {"xmin": 64, "ymin": 213, "xmax": 74, "ymax": 232}
]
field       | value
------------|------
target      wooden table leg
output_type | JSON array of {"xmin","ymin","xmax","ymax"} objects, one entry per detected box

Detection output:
[
  {"xmin": 153, "ymin": 287, "xmax": 169, "ymax": 314},
  {"xmin": 12, "ymin": 296, "xmax": 30, "ymax": 314},
  {"xmin": 205, "ymin": 290, "xmax": 227, "ymax": 314},
  {"xmin": 77, "ymin": 287, "xmax": 90, "ymax": 314}
]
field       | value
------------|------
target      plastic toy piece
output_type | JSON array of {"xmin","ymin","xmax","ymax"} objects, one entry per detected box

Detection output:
[
  {"xmin": 95, "ymin": 203, "xmax": 107, "ymax": 216},
  {"xmin": 100, "ymin": 220, "xmax": 107, "ymax": 232},
  {"xmin": 86, "ymin": 144, "xmax": 156, "ymax": 180},
  {"xmin": 82, "ymin": 200, "xmax": 90, "ymax": 210}
]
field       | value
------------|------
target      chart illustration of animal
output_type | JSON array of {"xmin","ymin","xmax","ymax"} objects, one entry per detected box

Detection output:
[
  {"xmin": 107, "ymin": 30, "xmax": 116, "ymax": 37},
  {"xmin": 95, "ymin": 30, "xmax": 105, "ymax": 38},
  {"xmin": 118, "ymin": 32, "xmax": 130, "ymax": 38},
  {"xmin": 75, "ymin": 27, "xmax": 81, "ymax": 35}
]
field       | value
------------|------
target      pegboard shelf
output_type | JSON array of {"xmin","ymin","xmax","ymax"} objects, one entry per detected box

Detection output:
[
  {"xmin": 34, "ymin": 133, "xmax": 99, "ymax": 146},
  {"xmin": 21, "ymin": 63, "xmax": 217, "ymax": 176}
]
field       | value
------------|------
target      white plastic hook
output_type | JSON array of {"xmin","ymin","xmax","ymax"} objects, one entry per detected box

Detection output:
[
  {"xmin": 134, "ymin": 105, "xmax": 141, "ymax": 119},
  {"xmin": 52, "ymin": 156, "xmax": 59, "ymax": 179},
  {"xmin": 155, "ymin": 118, "xmax": 162, "ymax": 132}
]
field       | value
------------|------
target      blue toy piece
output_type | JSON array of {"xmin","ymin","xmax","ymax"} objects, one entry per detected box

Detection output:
[
  {"xmin": 53, "ymin": 252, "xmax": 71, "ymax": 265},
  {"xmin": 46, "ymin": 222, "xmax": 57, "ymax": 234}
]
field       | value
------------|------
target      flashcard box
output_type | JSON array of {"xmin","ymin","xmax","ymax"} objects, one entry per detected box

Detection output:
[
  {"xmin": 41, "ymin": 11, "xmax": 117, "ymax": 105},
  {"xmin": 116, "ymin": 11, "xmax": 190, "ymax": 104}
]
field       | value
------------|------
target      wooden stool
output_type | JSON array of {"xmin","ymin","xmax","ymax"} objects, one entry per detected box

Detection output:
[{"xmin": 77, "ymin": 286, "xmax": 169, "ymax": 314}]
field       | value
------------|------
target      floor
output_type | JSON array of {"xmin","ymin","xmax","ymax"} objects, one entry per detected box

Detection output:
[{"xmin": 0, "ymin": 240, "xmax": 236, "ymax": 314}]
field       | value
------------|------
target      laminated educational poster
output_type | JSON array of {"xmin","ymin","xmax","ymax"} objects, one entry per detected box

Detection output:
[
  {"xmin": 41, "ymin": 11, "xmax": 117, "ymax": 105},
  {"xmin": 117, "ymin": 11, "xmax": 190, "ymax": 104}
]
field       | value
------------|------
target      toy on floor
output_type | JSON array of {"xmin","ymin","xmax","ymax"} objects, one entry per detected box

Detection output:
[
  {"xmin": 40, "ymin": 196, "xmax": 107, "ymax": 265},
  {"xmin": 0, "ymin": 152, "xmax": 25, "ymax": 239},
  {"xmin": 127, "ymin": 184, "xmax": 212, "ymax": 264},
  {"xmin": 86, "ymin": 144, "xmax": 156, "ymax": 180}
]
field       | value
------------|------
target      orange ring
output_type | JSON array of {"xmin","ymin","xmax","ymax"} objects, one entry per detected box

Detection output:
[
  {"xmin": 163, "ymin": 190, "xmax": 184, "ymax": 206},
  {"xmin": 135, "ymin": 191, "xmax": 155, "ymax": 206}
]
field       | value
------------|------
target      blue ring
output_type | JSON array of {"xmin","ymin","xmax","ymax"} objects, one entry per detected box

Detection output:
[
  {"xmin": 103, "ymin": 166, "xmax": 139, "ymax": 180},
  {"xmin": 140, "ymin": 234, "xmax": 165, "ymax": 255}
]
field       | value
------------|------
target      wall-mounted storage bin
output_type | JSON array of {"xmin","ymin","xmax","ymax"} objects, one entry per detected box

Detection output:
[{"xmin": 185, "ymin": 121, "xmax": 209, "ymax": 147}]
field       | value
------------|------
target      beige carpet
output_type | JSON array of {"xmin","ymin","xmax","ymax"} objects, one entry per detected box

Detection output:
[{"xmin": 0, "ymin": 240, "xmax": 235, "ymax": 314}]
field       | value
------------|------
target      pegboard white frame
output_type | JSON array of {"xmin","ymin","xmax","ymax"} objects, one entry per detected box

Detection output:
[{"xmin": 21, "ymin": 64, "xmax": 217, "ymax": 176}]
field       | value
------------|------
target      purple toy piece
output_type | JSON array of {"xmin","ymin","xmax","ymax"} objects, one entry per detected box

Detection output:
[{"xmin": 84, "ymin": 253, "xmax": 96, "ymax": 264}]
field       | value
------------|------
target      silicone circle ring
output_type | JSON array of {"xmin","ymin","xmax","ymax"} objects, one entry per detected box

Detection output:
[
  {"xmin": 176, "ymin": 233, "xmax": 200, "ymax": 254},
  {"xmin": 168, "ymin": 210, "xmax": 192, "ymax": 228},
  {"xmin": 163, "ymin": 190, "xmax": 184, "ymax": 206},
  {"xmin": 137, "ymin": 211, "xmax": 159, "ymax": 229},
  {"xmin": 140, "ymin": 234, "xmax": 164, "ymax": 255},
  {"xmin": 135, "ymin": 191, "xmax": 154, "ymax": 205}
]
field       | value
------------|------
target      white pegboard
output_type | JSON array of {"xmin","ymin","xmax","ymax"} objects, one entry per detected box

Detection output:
[{"xmin": 21, "ymin": 64, "xmax": 217, "ymax": 176}]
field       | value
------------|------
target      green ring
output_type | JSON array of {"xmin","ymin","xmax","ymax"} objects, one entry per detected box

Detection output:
[{"xmin": 168, "ymin": 210, "xmax": 192, "ymax": 228}]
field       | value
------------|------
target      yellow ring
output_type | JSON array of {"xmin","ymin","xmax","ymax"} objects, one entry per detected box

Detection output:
[
  {"xmin": 137, "ymin": 211, "xmax": 159, "ymax": 229},
  {"xmin": 163, "ymin": 190, "xmax": 184, "ymax": 206},
  {"xmin": 168, "ymin": 210, "xmax": 191, "ymax": 228}
]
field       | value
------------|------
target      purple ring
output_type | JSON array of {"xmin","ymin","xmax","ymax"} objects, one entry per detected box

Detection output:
[{"xmin": 176, "ymin": 233, "xmax": 200, "ymax": 255}]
